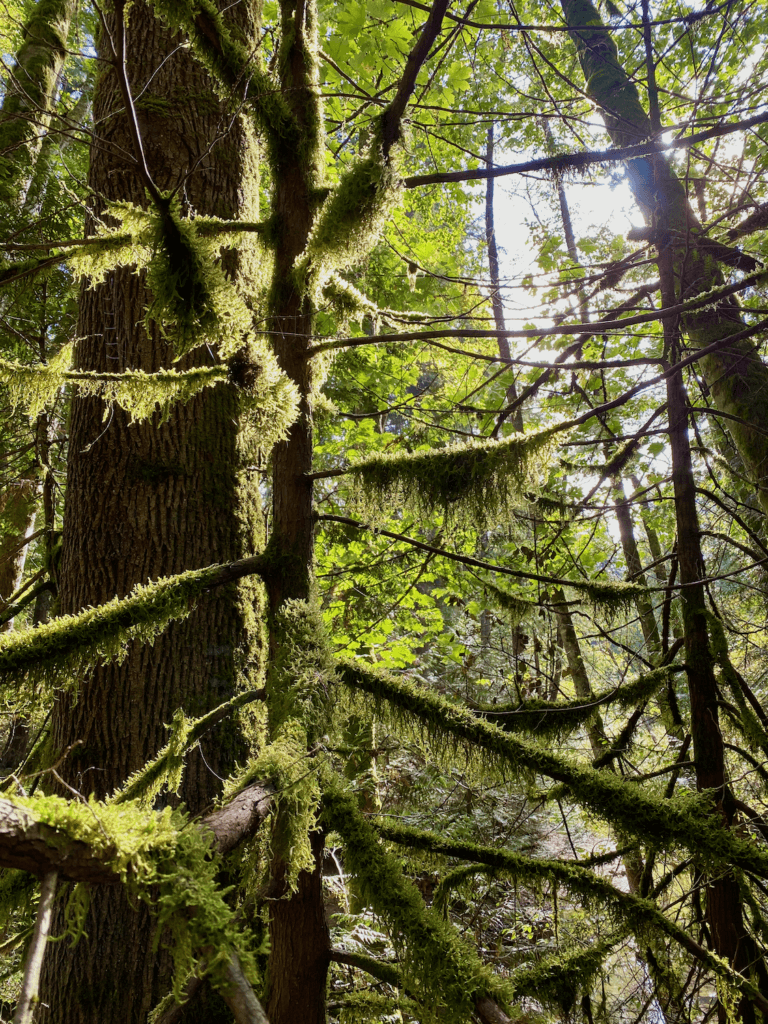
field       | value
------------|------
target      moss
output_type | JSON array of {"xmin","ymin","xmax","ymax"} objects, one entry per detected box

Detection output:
[
  {"xmin": 373, "ymin": 819, "xmax": 767, "ymax": 1008},
  {"xmin": 115, "ymin": 688, "xmax": 265, "ymax": 806},
  {"xmin": 0, "ymin": 563, "xmax": 260, "ymax": 692},
  {"xmin": 0, "ymin": 346, "xmax": 235, "ymax": 424},
  {"xmin": 10, "ymin": 792, "xmax": 258, "ymax": 1002},
  {"xmin": 297, "ymin": 148, "xmax": 401, "ymax": 304},
  {"xmin": 476, "ymin": 667, "xmax": 679, "ymax": 741},
  {"xmin": 348, "ymin": 426, "xmax": 559, "ymax": 526},
  {"xmin": 321, "ymin": 781, "xmax": 515, "ymax": 1023},
  {"xmin": 336, "ymin": 659, "xmax": 768, "ymax": 877},
  {"xmin": 0, "ymin": 0, "xmax": 78, "ymax": 209}
]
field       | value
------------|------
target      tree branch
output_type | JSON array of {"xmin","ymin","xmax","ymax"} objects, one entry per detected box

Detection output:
[{"xmin": 0, "ymin": 782, "xmax": 273, "ymax": 883}]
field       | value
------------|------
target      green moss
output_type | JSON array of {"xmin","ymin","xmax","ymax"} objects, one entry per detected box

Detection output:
[
  {"xmin": 476, "ymin": 667, "xmax": 679, "ymax": 741},
  {"xmin": 11, "ymin": 792, "xmax": 258, "ymax": 1002},
  {"xmin": 336, "ymin": 659, "xmax": 768, "ymax": 877},
  {"xmin": 373, "ymin": 819, "xmax": 767, "ymax": 1008},
  {"xmin": 0, "ymin": 563, "xmax": 261, "ymax": 692},
  {"xmin": 321, "ymin": 781, "xmax": 515, "ymax": 1023},
  {"xmin": 0, "ymin": 345, "xmax": 233, "ymax": 424},
  {"xmin": 115, "ymin": 688, "xmax": 265, "ymax": 806},
  {"xmin": 348, "ymin": 426, "xmax": 559, "ymax": 526}
]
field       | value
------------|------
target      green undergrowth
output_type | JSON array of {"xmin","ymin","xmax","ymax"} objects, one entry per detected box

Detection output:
[
  {"xmin": 321, "ymin": 782, "xmax": 516, "ymax": 1023},
  {"xmin": 336, "ymin": 658, "xmax": 768, "ymax": 877},
  {"xmin": 348, "ymin": 427, "xmax": 559, "ymax": 526},
  {"xmin": 0, "ymin": 563, "xmax": 253, "ymax": 692}
]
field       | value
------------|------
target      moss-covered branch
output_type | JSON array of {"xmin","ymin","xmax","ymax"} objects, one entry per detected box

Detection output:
[
  {"xmin": 147, "ymin": 0, "xmax": 300, "ymax": 172},
  {"xmin": 347, "ymin": 427, "xmax": 558, "ymax": 525},
  {"xmin": 0, "ymin": 556, "xmax": 271, "ymax": 690},
  {"xmin": 321, "ymin": 782, "xmax": 515, "ymax": 1023},
  {"xmin": 336, "ymin": 659, "xmax": 768, "ymax": 878},
  {"xmin": 475, "ymin": 666, "xmax": 681, "ymax": 740}
]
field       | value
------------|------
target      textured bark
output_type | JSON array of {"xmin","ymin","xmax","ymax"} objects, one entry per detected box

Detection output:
[
  {"xmin": 560, "ymin": 0, "xmax": 768, "ymax": 517},
  {"xmin": 41, "ymin": 2, "xmax": 263, "ymax": 1021},
  {"xmin": 263, "ymin": 2, "xmax": 330, "ymax": 1019}
]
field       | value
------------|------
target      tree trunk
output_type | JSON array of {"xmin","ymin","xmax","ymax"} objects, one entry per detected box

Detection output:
[
  {"xmin": 40, "ymin": 3, "xmax": 263, "ymax": 1021},
  {"xmin": 560, "ymin": 0, "xmax": 768, "ymax": 517},
  {"xmin": 263, "ymin": 2, "xmax": 331, "ymax": 1019}
]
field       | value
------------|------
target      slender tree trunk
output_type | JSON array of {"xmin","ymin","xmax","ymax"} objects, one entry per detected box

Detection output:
[
  {"xmin": 263, "ymin": 2, "xmax": 330, "ymax": 1020},
  {"xmin": 560, "ymin": 0, "xmax": 768, "ymax": 517},
  {"xmin": 40, "ymin": 3, "xmax": 263, "ymax": 1021},
  {"xmin": 0, "ymin": 0, "xmax": 80, "ymax": 211}
]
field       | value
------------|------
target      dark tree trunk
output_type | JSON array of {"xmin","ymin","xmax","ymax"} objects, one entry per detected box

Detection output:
[
  {"xmin": 263, "ymin": 2, "xmax": 331, "ymax": 1020},
  {"xmin": 40, "ymin": 3, "xmax": 263, "ymax": 1021}
]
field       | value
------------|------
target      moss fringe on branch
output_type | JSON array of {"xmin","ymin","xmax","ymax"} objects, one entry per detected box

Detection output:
[
  {"xmin": 0, "ymin": 563, "xmax": 261, "ymax": 691},
  {"xmin": 376, "ymin": 819, "xmax": 768, "ymax": 1011},
  {"xmin": 321, "ymin": 782, "xmax": 515, "ymax": 1023},
  {"xmin": 9, "ymin": 792, "xmax": 258, "ymax": 1003},
  {"xmin": 336, "ymin": 659, "xmax": 768, "ymax": 877},
  {"xmin": 348, "ymin": 427, "xmax": 559, "ymax": 525},
  {"xmin": 115, "ymin": 688, "xmax": 265, "ymax": 806},
  {"xmin": 475, "ymin": 666, "xmax": 680, "ymax": 740}
]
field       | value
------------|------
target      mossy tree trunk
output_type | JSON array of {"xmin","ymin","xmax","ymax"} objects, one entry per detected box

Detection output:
[
  {"xmin": 261, "ymin": 3, "xmax": 331, "ymax": 1021},
  {"xmin": 0, "ymin": 0, "xmax": 80, "ymax": 210},
  {"xmin": 560, "ymin": 0, "xmax": 768, "ymax": 517},
  {"xmin": 39, "ymin": 2, "xmax": 264, "ymax": 1021},
  {"xmin": 659, "ymin": 217, "xmax": 761, "ymax": 1020}
]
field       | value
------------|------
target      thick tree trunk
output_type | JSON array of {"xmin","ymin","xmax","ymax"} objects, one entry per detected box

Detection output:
[
  {"xmin": 40, "ymin": 3, "xmax": 263, "ymax": 1021},
  {"xmin": 560, "ymin": 0, "xmax": 768, "ymax": 517}
]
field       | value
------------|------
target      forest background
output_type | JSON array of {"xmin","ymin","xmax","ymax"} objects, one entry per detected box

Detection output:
[{"xmin": 1, "ymin": 0, "xmax": 768, "ymax": 1023}]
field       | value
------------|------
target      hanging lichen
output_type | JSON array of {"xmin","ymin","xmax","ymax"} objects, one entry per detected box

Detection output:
[{"xmin": 347, "ymin": 426, "xmax": 560, "ymax": 526}]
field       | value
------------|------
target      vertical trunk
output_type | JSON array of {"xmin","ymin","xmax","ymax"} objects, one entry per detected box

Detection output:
[
  {"xmin": 264, "ymin": 2, "xmax": 330, "ymax": 1020},
  {"xmin": 0, "ymin": 0, "xmax": 80, "ymax": 211},
  {"xmin": 484, "ymin": 126, "xmax": 522, "ymax": 431},
  {"xmin": 41, "ymin": 3, "xmax": 263, "ymax": 1021},
  {"xmin": 658, "ymin": 194, "xmax": 757, "ymax": 1020},
  {"xmin": 560, "ymin": 0, "xmax": 768, "ymax": 517},
  {"xmin": 0, "ymin": 474, "xmax": 38, "ymax": 630}
]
